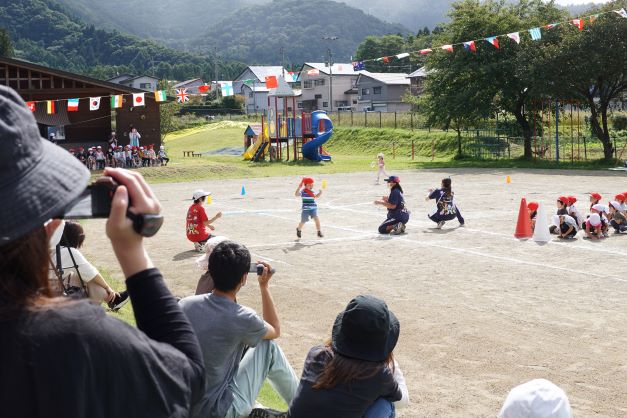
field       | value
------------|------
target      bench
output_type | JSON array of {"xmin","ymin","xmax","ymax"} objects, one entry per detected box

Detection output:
[
  {"xmin": 192, "ymin": 153, "xmax": 203, "ymax": 157},
  {"xmin": 183, "ymin": 150, "xmax": 194, "ymax": 157}
]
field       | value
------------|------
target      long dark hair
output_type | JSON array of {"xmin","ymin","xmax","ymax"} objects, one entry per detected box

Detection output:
[
  {"xmin": 390, "ymin": 183, "xmax": 403, "ymax": 194},
  {"xmin": 441, "ymin": 178, "xmax": 452, "ymax": 198},
  {"xmin": 312, "ymin": 343, "xmax": 394, "ymax": 390},
  {"xmin": 59, "ymin": 221, "xmax": 85, "ymax": 249},
  {"xmin": 0, "ymin": 227, "xmax": 62, "ymax": 316}
]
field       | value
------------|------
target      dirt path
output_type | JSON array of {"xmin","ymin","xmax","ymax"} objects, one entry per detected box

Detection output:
[{"xmin": 81, "ymin": 168, "xmax": 627, "ymax": 417}]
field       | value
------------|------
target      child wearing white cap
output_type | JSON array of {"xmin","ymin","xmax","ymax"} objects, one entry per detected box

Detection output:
[
  {"xmin": 158, "ymin": 145, "xmax": 169, "ymax": 166},
  {"xmin": 608, "ymin": 201, "xmax": 627, "ymax": 233},
  {"xmin": 584, "ymin": 213, "xmax": 603, "ymax": 240},
  {"xmin": 186, "ymin": 190, "xmax": 222, "ymax": 251},
  {"xmin": 498, "ymin": 379, "xmax": 572, "ymax": 418}
]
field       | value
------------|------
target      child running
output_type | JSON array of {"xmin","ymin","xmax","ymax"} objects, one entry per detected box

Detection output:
[
  {"xmin": 295, "ymin": 177, "xmax": 323, "ymax": 238},
  {"xmin": 186, "ymin": 189, "xmax": 222, "ymax": 251},
  {"xmin": 425, "ymin": 177, "xmax": 465, "ymax": 229}
]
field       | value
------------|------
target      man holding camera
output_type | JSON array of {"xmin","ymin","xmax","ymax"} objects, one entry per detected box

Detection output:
[{"xmin": 179, "ymin": 241, "xmax": 298, "ymax": 418}]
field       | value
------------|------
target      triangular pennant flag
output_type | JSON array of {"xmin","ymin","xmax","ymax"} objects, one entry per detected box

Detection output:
[
  {"xmin": 306, "ymin": 68, "xmax": 320, "ymax": 76},
  {"xmin": 396, "ymin": 52, "xmax": 410, "ymax": 59},
  {"xmin": 507, "ymin": 32, "xmax": 520, "ymax": 44},
  {"xmin": 220, "ymin": 81, "xmax": 234, "ymax": 97},
  {"xmin": 176, "ymin": 88, "xmax": 189, "ymax": 103},
  {"xmin": 67, "ymin": 98, "xmax": 79, "ymax": 112},
  {"xmin": 243, "ymin": 79, "xmax": 255, "ymax": 86},
  {"xmin": 529, "ymin": 27, "xmax": 542, "ymax": 41},
  {"xmin": 154, "ymin": 90, "xmax": 168, "ymax": 102},
  {"xmin": 352, "ymin": 61, "xmax": 365, "ymax": 71},
  {"xmin": 382, "ymin": 56, "xmax": 391, "ymax": 63},
  {"xmin": 288, "ymin": 71, "xmax": 298, "ymax": 82},
  {"xmin": 571, "ymin": 19, "xmax": 583, "ymax": 30},
  {"xmin": 485, "ymin": 36, "xmax": 499, "ymax": 49},
  {"xmin": 419, "ymin": 48, "xmax": 432, "ymax": 55},
  {"xmin": 265, "ymin": 76, "xmax": 278, "ymax": 88},
  {"xmin": 47, "ymin": 101, "xmax": 55, "ymax": 114},
  {"xmin": 133, "ymin": 93, "xmax": 145, "ymax": 107},
  {"xmin": 26, "ymin": 101, "xmax": 36, "ymax": 112},
  {"xmin": 198, "ymin": 84, "xmax": 210, "ymax": 93},
  {"xmin": 89, "ymin": 97, "xmax": 100, "ymax": 111},
  {"xmin": 110, "ymin": 95, "xmax": 123, "ymax": 109},
  {"xmin": 442, "ymin": 44, "xmax": 454, "ymax": 53},
  {"xmin": 545, "ymin": 22, "xmax": 559, "ymax": 29},
  {"xmin": 463, "ymin": 41, "xmax": 476, "ymax": 52},
  {"xmin": 613, "ymin": 8, "xmax": 626, "ymax": 18},
  {"xmin": 589, "ymin": 14, "xmax": 599, "ymax": 23}
]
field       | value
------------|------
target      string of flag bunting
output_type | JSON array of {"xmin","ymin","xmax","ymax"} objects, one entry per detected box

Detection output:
[{"xmin": 350, "ymin": 8, "xmax": 627, "ymax": 70}]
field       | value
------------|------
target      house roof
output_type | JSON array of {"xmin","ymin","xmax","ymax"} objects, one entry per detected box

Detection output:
[
  {"xmin": 300, "ymin": 63, "xmax": 362, "ymax": 77},
  {"xmin": 173, "ymin": 78, "xmax": 203, "ymax": 88},
  {"xmin": 407, "ymin": 66, "xmax": 429, "ymax": 78},
  {"xmin": 107, "ymin": 74, "xmax": 134, "ymax": 82},
  {"xmin": 124, "ymin": 75, "xmax": 159, "ymax": 81},
  {"xmin": 357, "ymin": 72, "xmax": 410, "ymax": 85},
  {"xmin": 0, "ymin": 56, "xmax": 151, "ymax": 95},
  {"xmin": 269, "ymin": 77, "xmax": 296, "ymax": 97},
  {"xmin": 234, "ymin": 66, "xmax": 288, "ymax": 82}
]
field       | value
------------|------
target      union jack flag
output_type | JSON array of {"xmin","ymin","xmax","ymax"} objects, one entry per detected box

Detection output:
[{"xmin": 176, "ymin": 88, "xmax": 190, "ymax": 103}]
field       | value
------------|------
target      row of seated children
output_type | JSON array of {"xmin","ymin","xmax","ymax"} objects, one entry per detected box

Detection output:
[
  {"xmin": 528, "ymin": 193, "xmax": 627, "ymax": 240},
  {"xmin": 68, "ymin": 145, "xmax": 169, "ymax": 170}
]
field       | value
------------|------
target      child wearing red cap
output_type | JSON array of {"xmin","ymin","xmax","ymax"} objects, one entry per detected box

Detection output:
[
  {"xmin": 550, "ymin": 197, "xmax": 569, "ymax": 234},
  {"xmin": 615, "ymin": 193, "xmax": 627, "ymax": 214},
  {"xmin": 527, "ymin": 201, "xmax": 539, "ymax": 231},
  {"xmin": 566, "ymin": 196, "xmax": 583, "ymax": 227},
  {"xmin": 295, "ymin": 177, "xmax": 323, "ymax": 238}
]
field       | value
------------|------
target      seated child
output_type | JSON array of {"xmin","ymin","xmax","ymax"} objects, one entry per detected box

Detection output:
[
  {"xmin": 527, "ymin": 201, "xmax": 539, "ymax": 231},
  {"xmin": 566, "ymin": 196, "xmax": 583, "ymax": 227},
  {"xmin": 591, "ymin": 203, "xmax": 610, "ymax": 237},
  {"xmin": 609, "ymin": 201, "xmax": 627, "ymax": 233},
  {"xmin": 557, "ymin": 215, "xmax": 578, "ymax": 239},
  {"xmin": 615, "ymin": 193, "xmax": 627, "ymax": 215},
  {"xmin": 549, "ymin": 196, "xmax": 569, "ymax": 234},
  {"xmin": 159, "ymin": 145, "xmax": 170, "ymax": 166},
  {"xmin": 585, "ymin": 213, "xmax": 603, "ymax": 240},
  {"xmin": 186, "ymin": 190, "xmax": 222, "ymax": 251}
]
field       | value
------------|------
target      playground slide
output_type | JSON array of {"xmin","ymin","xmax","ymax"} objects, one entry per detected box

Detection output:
[
  {"xmin": 243, "ymin": 137, "xmax": 263, "ymax": 160},
  {"xmin": 302, "ymin": 110, "xmax": 333, "ymax": 162}
]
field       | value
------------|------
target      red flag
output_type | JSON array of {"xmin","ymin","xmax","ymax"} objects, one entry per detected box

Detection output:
[
  {"xmin": 571, "ymin": 19, "xmax": 583, "ymax": 30},
  {"xmin": 382, "ymin": 56, "xmax": 390, "ymax": 63},
  {"xmin": 26, "ymin": 101, "xmax": 36, "ymax": 112},
  {"xmin": 419, "ymin": 49, "xmax": 432, "ymax": 55},
  {"xmin": 442, "ymin": 45, "xmax": 454, "ymax": 53},
  {"xmin": 486, "ymin": 36, "xmax": 499, "ymax": 49},
  {"xmin": 265, "ymin": 76, "xmax": 278, "ymax": 88},
  {"xmin": 198, "ymin": 84, "xmax": 210, "ymax": 93}
]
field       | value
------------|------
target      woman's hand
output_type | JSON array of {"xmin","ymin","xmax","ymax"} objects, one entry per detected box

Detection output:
[
  {"xmin": 208, "ymin": 224, "xmax": 215, "ymax": 231},
  {"xmin": 104, "ymin": 287, "xmax": 117, "ymax": 303}
]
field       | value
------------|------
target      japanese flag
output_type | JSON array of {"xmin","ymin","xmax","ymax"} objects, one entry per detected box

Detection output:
[
  {"xmin": 133, "ymin": 93, "xmax": 145, "ymax": 107},
  {"xmin": 89, "ymin": 97, "xmax": 101, "ymax": 111}
]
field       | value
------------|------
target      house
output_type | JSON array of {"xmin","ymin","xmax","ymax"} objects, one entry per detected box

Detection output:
[
  {"xmin": 407, "ymin": 66, "xmax": 429, "ymax": 97},
  {"xmin": 107, "ymin": 74, "xmax": 160, "ymax": 92},
  {"xmin": 355, "ymin": 72, "xmax": 411, "ymax": 112},
  {"xmin": 241, "ymin": 80, "xmax": 302, "ymax": 114},
  {"xmin": 173, "ymin": 78, "xmax": 205, "ymax": 95},
  {"xmin": 297, "ymin": 63, "xmax": 363, "ymax": 112},
  {"xmin": 233, "ymin": 66, "xmax": 294, "ymax": 114},
  {"xmin": 0, "ymin": 56, "xmax": 165, "ymax": 147}
]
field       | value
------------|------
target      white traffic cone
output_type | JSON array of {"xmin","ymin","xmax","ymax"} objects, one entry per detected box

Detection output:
[{"xmin": 533, "ymin": 203, "xmax": 551, "ymax": 243}]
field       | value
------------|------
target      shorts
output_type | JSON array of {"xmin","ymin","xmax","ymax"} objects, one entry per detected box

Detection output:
[{"xmin": 301, "ymin": 208, "xmax": 318, "ymax": 223}]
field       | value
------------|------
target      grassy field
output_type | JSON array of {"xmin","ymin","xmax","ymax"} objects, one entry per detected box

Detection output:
[{"xmin": 116, "ymin": 122, "xmax": 618, "ymax": 185}]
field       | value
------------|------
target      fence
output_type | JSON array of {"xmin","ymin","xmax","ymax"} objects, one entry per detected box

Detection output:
[{"xmin": 328, "ymin": 111, "xmax": 429, "ymax": 130}]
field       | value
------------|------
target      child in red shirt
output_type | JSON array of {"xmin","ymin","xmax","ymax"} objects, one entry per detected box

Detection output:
[{"xmin": 186, "ymin": 190, "xmax": 222, "ymax": 251}]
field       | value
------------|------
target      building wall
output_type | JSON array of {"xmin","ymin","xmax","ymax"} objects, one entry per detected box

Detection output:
[
  {"xmin": 300, "ymin": 70, "xmax": 358, "ymax": 111},
  {"xmin": 234, "ymin": 69, "xmax": 259, "ymax": 95},
  {"xmin": 125, "ymin": 76, "xmax": 159, "ymax": 91},
  {"xmin": 356, "ymin": 77, "xmax": 410, "ymax": 112},
  {"xmin": 115, "ymin": 98, "xmax": 162, "ymax": 147},
  {"xmin": 175, "ymin": 79, "xmax": 204, "ymax": 94}
]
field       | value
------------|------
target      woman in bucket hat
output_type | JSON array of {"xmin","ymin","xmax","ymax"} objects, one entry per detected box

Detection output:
[
  {"xmin": 0, "ymin": 86, "xmax": 204, "ymax": 417},
  {"xmin": 288, "ymin": 295, "xmax": 408, "ymax": 418}
]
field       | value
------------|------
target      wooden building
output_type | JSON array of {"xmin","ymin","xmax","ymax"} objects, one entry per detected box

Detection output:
[{"xmin": 0, "ymin": 56, "xmax": 165, "ymax": 148}]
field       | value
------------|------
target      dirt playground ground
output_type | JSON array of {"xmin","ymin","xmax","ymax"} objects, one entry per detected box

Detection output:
[{"xmin": 81, "ymin": 168, "xmax": 627, "ymax": 417}]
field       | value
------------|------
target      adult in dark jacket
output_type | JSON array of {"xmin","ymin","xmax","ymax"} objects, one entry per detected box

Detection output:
[{"xmin": 0, "ymin": 85, "xmax": 204, "ymax": 418}]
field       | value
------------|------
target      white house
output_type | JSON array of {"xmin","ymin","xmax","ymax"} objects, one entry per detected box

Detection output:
[
  {"xmin": 233, "ymin": 66, "xmax": 295, "ymax": 113},
  {"xmin": 297, "ymin": 63, "xmax": 363, "ymax": 112},
  {"xmin": 173, "ymin": 78, "xmax": 205, "ymax": 95},
  {"xmin": 355, "ymin": 72, "xmax": 411, "ymax": 112},
  {"xmin": 107, "ymin": 75, "xmax": 160, "ymax": 91}
]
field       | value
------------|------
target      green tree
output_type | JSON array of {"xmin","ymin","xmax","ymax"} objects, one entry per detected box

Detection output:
[{"xmin": 0, "ymin": 28, "xmax": 13, "ymax": 57}]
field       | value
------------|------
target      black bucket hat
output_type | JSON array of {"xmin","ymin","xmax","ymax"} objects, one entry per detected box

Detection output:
[
  {"xmin": 0, "ymin": 85, "xmax": 89, "ymax": 244},
  {"xmin": 332, "ymin": 295, "xmax": 400, "ymax": 362}
]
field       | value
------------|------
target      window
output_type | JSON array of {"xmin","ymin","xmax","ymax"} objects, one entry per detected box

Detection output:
[
  {"xmin": 322, "ymin": 102, "xmax": 328, "ymax": 108},
  {"xmin": 314, "ymin": 79, "xmax": 325, "ymax": 86},
  {"xmin": 303, "ymin": 80, "xmax": 313, "ymax": 89},
  {"xmin": 314, "ymin": 94, "xmax": 322, "ymax": 99},
  {"xmin": 297, "ymin": 103, "xmax": 303, "ymax": 109},
  {"xmin": 139, "ymin": 83, "xmax": 152, "ymax": 89},
  {"xmin": 352, "ymin": 100, "xmax": 358, "ymax": 105},
  {"xmin": 373, "ymin": 87, "xmax": 382, "ymax": 94},
  {"xmin": 361, "ymin": 88, "xmax": 370, "ymax": 95}
]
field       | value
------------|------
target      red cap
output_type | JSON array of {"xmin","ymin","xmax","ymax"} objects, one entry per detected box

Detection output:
[
  {"xmin": 590, "ymin": 192, "xmax": 602, "ymax": 201},
  {"xmin": 557, "ymin": 196, "xmax": 568, "ymax": 205},
  {"xmin": 302, "ymin": 177, "xmax": 314, "ymax": 185},
  {"xmin": 527, "ymin": 201, "xmax": 539, "ymax": 211},
  {"xmin": 615, "ymin": 193, "xmax": 625, "ymax": 202},
  {"xmin": 567, "ymin": 196, "xmax": 577, "ymax": 204}
]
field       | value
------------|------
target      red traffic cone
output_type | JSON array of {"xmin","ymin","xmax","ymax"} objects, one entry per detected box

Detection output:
[{"xmin": 514, "ymin": 198, "xmax": 533, "ymax": 239}]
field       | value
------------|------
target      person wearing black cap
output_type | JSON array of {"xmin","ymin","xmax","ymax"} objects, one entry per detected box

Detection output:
[
  {"xmin": 374, "ymin": 175, "xmax": 410, "ymax": 235},
  {"xmin": 287, "ymin": 295, "xmax": 408, "ymax": 418},
  {"xmin": 0, "ymin": 85, "xmax": 204, "ymax": 417}
]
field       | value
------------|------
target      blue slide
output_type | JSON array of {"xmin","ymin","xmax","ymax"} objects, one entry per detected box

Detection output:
[{"xmin": 302, "ymin": 110, "xmax": 333, "ymax": 162}]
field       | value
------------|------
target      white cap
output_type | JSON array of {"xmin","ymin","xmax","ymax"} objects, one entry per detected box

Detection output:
[
  {"xmin": 589, "ymin": 213, "xmax": 601, "ymax": 226},
  {"xmin": 591, "ymin": 204, "xmax": 607, "ymax": 213},
  {"xmin": 195, "ymin": 235, "xmax": 229, "ymax": 271},
  {"xmin": 609, "ymin": 201, "xmax": 621, "ymax": 210},
  {"xmin": 377, "ymin": 153, "xmax": 384, "ymax": 158},
  {"xmin": 192, "ymin": 189, "xmax": 211, "ymax": 201},
  {"xmin": 160, "ymin": 145, "xmax": 164, "ymax": 149},
  {"xmin": 498, "ymin": 379, "xmax": 572, "ymax": 418}
]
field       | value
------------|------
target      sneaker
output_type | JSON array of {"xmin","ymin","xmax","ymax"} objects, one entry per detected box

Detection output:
[
  {"xmin": 317, "ymin": 230, "xmax": 323, "ymax": 238},
  {"xmin": 108, "ymin": 291, "xmax": 129, "ymax": 312},
  {"xmin": 194, "ymin": 242, "xmax": 205, "ymax": 252},
  {"xmin": 400, "ymin": 223, "xmax": 406, "ymax": 234},
  {"xmin": 248, "ymin": 408, "xmax": 287, "ymax": 418},
  {"xmin": 296, "ymin": 228, "xmax": 302, "ymax": 238},
  {"xmin": 603, "ymin": 231, "xmax": 609, "ymax": 238},
  {"xmin": 459, "ymin": 221, "xmax": 465, "ymax": 227},
  {"xmin": 436, "ymin": 221, "xmax": 445, "ymax": 229},
  {"xmin": 390, "ymin": 222, "xmax": 404, "ymax": 235}
]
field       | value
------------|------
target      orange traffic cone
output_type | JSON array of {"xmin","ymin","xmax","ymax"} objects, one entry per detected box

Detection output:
[{"xmin": 514, "ymin": 198, "xmax": 533, "ymax": 239}]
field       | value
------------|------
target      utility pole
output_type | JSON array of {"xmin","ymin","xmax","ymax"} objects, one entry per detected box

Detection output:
[
  {"xmin": 321, "ymin": 36, "xmax": 338, "ymax": 112},
  {"xmin": 280, "ymin": 46, "xmax": 285, "ymax": 74},
  {"xmin": 214, "ymin": 47, "xmax": 219, "ymax": 83}
]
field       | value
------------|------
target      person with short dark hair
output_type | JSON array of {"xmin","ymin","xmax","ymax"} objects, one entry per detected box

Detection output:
[
  {"xmin": 425, "ymin": 177, "xmax": 464, "ymax": 229},
  {"xmin": 180, "ymin": 240, "xmax": 299, "ymax": 418},
  {"xmin": 375, "ymin": 175, "xmax": 410, "ymax": 234},
  {"xmin": 0, "ymin": 85, "xmax": 205, "ymax": 417},
  {"xmin": 287, "ymin": 295, "xmax": 409, "ymax": 418}
]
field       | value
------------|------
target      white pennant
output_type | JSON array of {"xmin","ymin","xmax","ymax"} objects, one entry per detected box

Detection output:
[
  {"xmin": 507, "ymin": 32, "xmax": 520, "ymax": 44},
  {"xmin": 89, "ymin": 97, "xmax": 101, "ymax": 111},
  {"xmin": 396, "ymin": 53, "xmax": 410, "ymax": 59}
]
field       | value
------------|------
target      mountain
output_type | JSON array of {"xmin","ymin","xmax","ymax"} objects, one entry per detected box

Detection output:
[
  {"xmin": 0, "ymin": 0, "xmax": 244, "ymax": 80},
  {"xmin": 195, "ymin": 0, "xmax": 408, "ymax": 65}
]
